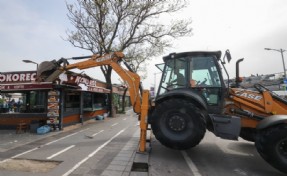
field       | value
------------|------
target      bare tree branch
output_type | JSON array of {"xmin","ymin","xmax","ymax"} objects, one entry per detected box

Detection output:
[
  {"xmin": 66, "ymin": 0, "xmax": 191, "ymax": 97},
  {"xmin": 65, "ymin": 0, "xmax": 192, "ymax": 115}
]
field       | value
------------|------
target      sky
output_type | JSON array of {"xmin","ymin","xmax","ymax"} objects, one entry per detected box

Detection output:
[{"xmin": 0, "ymin": 0, "xmax": 287, "ymax": 89}]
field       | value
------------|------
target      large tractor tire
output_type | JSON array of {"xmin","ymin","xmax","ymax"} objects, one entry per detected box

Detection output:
[
  {"xmin": 255, "ymin": 124, "xmax": 287, "ymax": 174},
  {"xmin": 151, "ymin": 99, "xmax": 206, "ymax": 150}
]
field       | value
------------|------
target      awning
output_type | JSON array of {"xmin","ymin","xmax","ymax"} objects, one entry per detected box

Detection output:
[{"xmin": 0, "ymin": 82, "xmax": 53, "ymax": 91}]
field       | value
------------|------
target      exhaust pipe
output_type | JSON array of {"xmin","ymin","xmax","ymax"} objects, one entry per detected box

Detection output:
[{"xmin": 235, "ymin": 58, "xmax": 244, "ymax": 87}]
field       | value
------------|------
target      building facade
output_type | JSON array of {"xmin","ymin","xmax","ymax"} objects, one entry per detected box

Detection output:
[{"xmin": 0, "ymin": 71, "xmax": 129, "ymax": 130}]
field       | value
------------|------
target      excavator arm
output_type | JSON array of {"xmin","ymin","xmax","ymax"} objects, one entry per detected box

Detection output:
[
  {"xmin": 37, "ymin": 52, "xmax": 142, "ymax": 114},
  {"xmin": 37, "ymin": 52, "xmax": 149, "ymax": 152}
]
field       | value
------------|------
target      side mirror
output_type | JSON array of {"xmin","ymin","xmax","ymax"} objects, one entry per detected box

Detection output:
[
  {"xmin": 221, "ymin": 49, "xmax": 232, "ymax": 64},
  {"xmin": 225, "ymin": 50, "xmax": 232, "ymax": 63}
]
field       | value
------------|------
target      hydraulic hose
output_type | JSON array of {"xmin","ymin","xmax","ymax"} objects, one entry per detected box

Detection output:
[{"xmin": 230, "ymin": 108, "xmax": 264, "ymax": 121}]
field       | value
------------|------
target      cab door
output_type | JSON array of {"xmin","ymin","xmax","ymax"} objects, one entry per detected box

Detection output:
[{"xmin": 188, "ymin": 56, "xmax": 226, "ymax": 114}]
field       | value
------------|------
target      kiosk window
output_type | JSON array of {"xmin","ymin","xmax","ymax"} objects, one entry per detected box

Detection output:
[
  {"xmin": 26, "ymin": 91, "xmax": 46, "ymax": 113},
  {"xmin": 65, "ymin": 92, "xmax": 80, "ymax": 108},
  {"xmin": 83, "ymin": 92, "xmax": 107, "ymax": 111}
]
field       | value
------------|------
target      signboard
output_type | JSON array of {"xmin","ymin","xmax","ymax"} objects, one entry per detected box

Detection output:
[
  {"xmin": 0, "ymin": 71, "xmax": 108, "ymax": 94},
  {"xmin": 0, "ymin": 83, "xmax": 53, "ymax": 91},
  {"xmin": 0, "ymin": 71, "xmax": 53, "ymax": 91},
  {"xmin": 0, "ymin": 71, "xmax": 36, "ymax": 83},
  {"xmin": 47, "ymin": 90, "xmax": 60, "ymax": 125}
]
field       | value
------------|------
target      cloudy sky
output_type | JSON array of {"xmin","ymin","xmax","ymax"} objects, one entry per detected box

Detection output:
[{"xmin": 0, "ymin": 0, "xmax": 287, "ymax": 89}]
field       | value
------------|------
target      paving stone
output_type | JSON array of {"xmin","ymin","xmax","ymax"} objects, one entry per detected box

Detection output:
[
  {"xmin": 106, "ymin": 164, "xmax": 127, "ymax": 171},
  {"xmin": 101, "ymin": 170, "xmax": 123, "ymax": 176},
  {"xmin": 129, "ymin": 171, "xmax": 148, "ymax": 176},
  {"xmin": 110, "ymin": 160, "xmax": 129, "ymax": 166}
]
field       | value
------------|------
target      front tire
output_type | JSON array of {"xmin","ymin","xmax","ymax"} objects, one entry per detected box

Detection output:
[
  {"xmin": 255, "ymin": 124, "xmax": 287, "ymax": 174},
  {"xmin": 151, "ymin": 99, "xmax": 206, "ymax": 150}
]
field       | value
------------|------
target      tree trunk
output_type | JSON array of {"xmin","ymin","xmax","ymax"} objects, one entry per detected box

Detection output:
[
  {"xmin": 104, "ymin": 66, "xmax": 114, "ymax": 117},
  {"xmin": 121, "ymin": 87, "xmax": 128, "ymax": 113}
]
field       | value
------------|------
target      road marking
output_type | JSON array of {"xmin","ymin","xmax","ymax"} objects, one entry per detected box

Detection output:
[
  {"xmin": 123, "ymin": 118, "xmax": 127, "ymax": 120},
  {"xmin": 0, "ymin": 141, "xmax": 18, "ymax": 146},
  {"xmin": 181, "ymin": 151, "xmax": 202, "ymax": 176},
  {"xmin": 45, "ymin": 128, "xmax": 89, "ymax": 146},
  {"xmin": 111, "ymin": 123, "xmax": 118, "ymax": 127},
  {"xmin": 0, "ymin": 128, "xmax": 90, "ymax": 163},
  {"xmin": 47, "ymin": 145, "xmax": 75, "ymax": 160},
  {"xmin": 62, "ymin": 129, "xmax": 126, "ymax": 176},
  {"xmin": 2, "ymin": 147, "xmax": 39, "ymax": 163},
  {"xmin": 92, "ymin": 130, "xmax": 104, "ymax": 137},
  {"xmin": 0, "ymin": 147, "xmax": 39, "ymax": 164},
  {"xmin": 0, "ymin": 159, "xmax": 11, "ymax": 164}
]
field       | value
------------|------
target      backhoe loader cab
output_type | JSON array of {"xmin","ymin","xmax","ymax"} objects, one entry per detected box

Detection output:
[{"xmin": 156, "ymin": 51, "xmax": 227, "ymax": 114}]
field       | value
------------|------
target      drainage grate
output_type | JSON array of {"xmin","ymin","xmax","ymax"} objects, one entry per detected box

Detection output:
[
  {"xmin": 0, "ymin": 158, "xmax": 61, "ymax": 173},
  {"xmin": 131, "ymin": 162, "xmax": 148, "ymax": 172}
]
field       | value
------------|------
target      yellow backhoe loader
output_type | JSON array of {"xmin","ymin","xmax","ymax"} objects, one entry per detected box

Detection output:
[{"xmin": 36, "ymin": 50, "xmax": 287, "ymax": 174}]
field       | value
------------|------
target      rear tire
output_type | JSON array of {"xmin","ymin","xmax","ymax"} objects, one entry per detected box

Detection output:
[
  {"xmin": 151, "ymin": 99, "xmax": 206, "ymax": 150},
  {"xmin": 255, "ymin": 124, "xmax": 287, "ymax": 174}
]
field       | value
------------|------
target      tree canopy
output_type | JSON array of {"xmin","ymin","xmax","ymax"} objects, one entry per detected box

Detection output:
[
  {"xmin": 66, "ymin": 0, "xmax": 192, "ymax": 113},
  {"xmin": 66, "ymin": 0, "xmax": 192, "ymax": 77}
]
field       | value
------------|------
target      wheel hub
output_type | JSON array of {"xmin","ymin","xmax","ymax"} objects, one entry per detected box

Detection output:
[{"xmin": 168, "ymin": 115, "xmax": 186, "ymax": 132}]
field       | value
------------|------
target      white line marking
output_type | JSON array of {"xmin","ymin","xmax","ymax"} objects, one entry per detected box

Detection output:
[
  {"xmin": 0, "ymin": 141, "xmax": 17, "ymax": 146},
  {"xmin": 5, "ymin": 147, "xmax": 39, "ymax": 162},
  {"xmin": 0, "ymin": 159, "xmax": 11, "ymax": 164},
  {"xmin": 0, "ymin": 147, "xmax": 39, "ymax": 164},
  {"xmin": 45, "ymin": 128, "xmax": 89, "ymax": 146},
  {"xmin": 45, "ymin": 133, "xmax": 77, "ymax": 146},
  {"xmin": 181, "ymin": 151, "xmax": 202, "ymax": 176},
  {"xmin": 111, "ymin": 123, "xmax": 118, "ymax": 127},
  {"xmin": 92, "ymin": 130, "xmax": 104, "ymax": 137},
  {"xmin": 0, "ymin": 128, "xmax": 89, "ymax": 163},
  {"xmin": 47, "ymin": 145, "xmax": 75, "ymax": 160},
  {"xmin": 123, "ymin": 118, "xmax": 127, "ymax": 120},
  {"xmin": 62, "ymin": 129, "xmax": 126, "ymax": 176}
]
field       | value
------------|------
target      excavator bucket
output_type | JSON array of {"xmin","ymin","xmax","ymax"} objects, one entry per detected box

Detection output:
[{"xmin": 37, "ymin": 60, "xmax": 63, "ymax": 82}]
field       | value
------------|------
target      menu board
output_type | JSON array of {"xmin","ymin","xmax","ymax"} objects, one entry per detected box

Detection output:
[{"xmin": 47, "ymin": 90, "xmax": 60, "ymax": 125}]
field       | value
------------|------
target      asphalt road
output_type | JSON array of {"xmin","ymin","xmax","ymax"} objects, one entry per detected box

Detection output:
[
  {"xmin": 0, "ymin": 110, "xmax": 286, "ymax": 176},
  {"xmin": 149, "ymin": 131, "xmax": 286, "ymax": 176}
]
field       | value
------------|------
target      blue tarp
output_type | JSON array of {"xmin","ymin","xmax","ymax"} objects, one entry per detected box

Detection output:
[{"xmin": 37, "ymin": 125, "xmax": 50, "ymax": 134}]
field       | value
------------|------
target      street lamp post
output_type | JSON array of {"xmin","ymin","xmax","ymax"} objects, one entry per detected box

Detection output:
[
  {"xmin": 264, "ymin": 48, "xmax": 286, "ymax": 79},
  {"xmin": 22, "ymin": 60, "xmax": 39, "ymax": 80}
]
